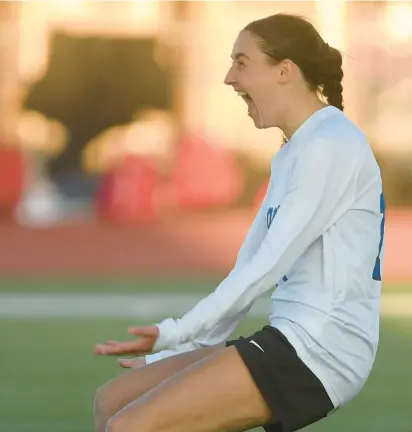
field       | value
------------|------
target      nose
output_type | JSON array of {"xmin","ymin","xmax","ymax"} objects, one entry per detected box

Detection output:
[{"xmin": 224, "ymin": 65, "xmax": 236, "ymax": 86}]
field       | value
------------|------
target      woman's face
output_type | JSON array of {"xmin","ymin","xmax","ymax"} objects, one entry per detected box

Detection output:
[{"xmin": 224, "ymin": 30, "xmax": 286, "ymax": 130}]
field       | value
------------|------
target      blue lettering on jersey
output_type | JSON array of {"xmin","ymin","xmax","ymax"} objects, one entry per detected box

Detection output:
[
  {"xmin": 267, "ymin": 205, "xmax": 287, "ymax": 285},
  {"xmin": 267, "ymin": 205, "xmax": 280, "ymax": 229},
  {"xmin": 372, "ymin": 193, "xmax": 385, "ymax": 281}
]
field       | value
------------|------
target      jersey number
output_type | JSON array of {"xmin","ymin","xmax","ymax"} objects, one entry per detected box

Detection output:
[{"xmin": 372, "ymin": 193, "xmax": 385, "ymax": 281}]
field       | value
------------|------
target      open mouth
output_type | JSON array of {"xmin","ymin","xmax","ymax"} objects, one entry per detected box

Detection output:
[
  {"xmin": 237, "ymin": 91, "xmax": 252, "ymax": 103},
  {"xmin": 237, "ymin": 91, "xmax": 254, "ymax": 115}
]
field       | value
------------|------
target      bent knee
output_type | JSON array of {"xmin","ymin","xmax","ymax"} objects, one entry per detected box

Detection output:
[
  {"xmin": 94, "ymin": 383, "xmax": 118, "ymax": 425},
  {"xmin": 106, "ymin": 411, "xmax": 152, "ymax": 432},
  {"xmin": 105, "ymin": 416, "xmax": 126, "ymax": 432},
  {"xmin": 94, "ymin": 376, "xmax": 150, "ymax": 431}
]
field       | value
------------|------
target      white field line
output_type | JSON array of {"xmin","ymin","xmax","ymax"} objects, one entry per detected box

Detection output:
[{"xmin": 0, "ymin": 292, "xmax": 411, "ymax": 319}]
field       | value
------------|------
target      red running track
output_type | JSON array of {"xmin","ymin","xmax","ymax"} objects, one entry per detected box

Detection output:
[{"xmin": 0, "ymin": 209, "xmax": 410, "ymax": 284}]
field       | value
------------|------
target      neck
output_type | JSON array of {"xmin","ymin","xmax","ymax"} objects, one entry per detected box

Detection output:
[{"xmin": 280, "ymin": 95, "xmax": 328, "ymax": 141}]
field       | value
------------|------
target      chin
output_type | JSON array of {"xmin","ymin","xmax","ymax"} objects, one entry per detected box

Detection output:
[
  {"xmin": 252, "ymin": 116, "xmax": 278, "ymax": 130},
  {"xmin": 251, "ymin": 116, "xmax": 264, "ymax": 129},
  {"xmin": 252, "ymin": 118, "xmax": 270, "ymax": 130},
  {"xmin": 250, "ymin": 113, "xmax": 275, "ymax": 130}
]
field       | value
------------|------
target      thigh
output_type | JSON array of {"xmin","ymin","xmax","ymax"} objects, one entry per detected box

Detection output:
[
  {"xmin": 107, "ymin": 346, "xmax": 273, "ymax": 432},
  {"xmin": 96, "ymin": 343, "xmax": 225, "ymax": 418}
]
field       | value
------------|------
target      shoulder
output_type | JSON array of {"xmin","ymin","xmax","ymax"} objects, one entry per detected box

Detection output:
[
  {"xmin": 301, "ymin": 110, "xmax": 371, "ymax": 165},
  {"xmin": 319, "ymin": 109, "xmax": 369, "ymax": 151}
]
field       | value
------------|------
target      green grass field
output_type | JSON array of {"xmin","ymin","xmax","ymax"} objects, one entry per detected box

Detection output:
[{"xmin": 3, "ymin": 278, "xmax": 412, "ymax": 432}]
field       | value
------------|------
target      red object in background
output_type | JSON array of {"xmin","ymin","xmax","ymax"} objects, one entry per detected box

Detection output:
[
  {"xmin": 96, "ymin": 155, "xmax": 158, "ymax": 224},
  {"xmin": 171, "ymin": 134, "xmax": 244, "ymax": 210},
  {"xmin": 254, "ymin": 178, "xmax": 270, "ymax": 211},
  {"xmin": 0, "ymin": 146, "xmax": 26, "ymax": 219}
]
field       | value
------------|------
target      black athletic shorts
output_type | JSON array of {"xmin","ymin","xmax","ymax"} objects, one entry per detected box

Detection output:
[{"xmin": 226, "ymin": 325, "xmax": 334, "ymax": 432}]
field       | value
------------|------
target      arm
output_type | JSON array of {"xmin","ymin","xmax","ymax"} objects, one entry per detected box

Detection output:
[
  {"xmin": 146, "ymin": 183, "xmax": 273, "ymax": 364},
  {"xmin": 152, "ymin": 138, "xmax": 362, "ymax": 352}
]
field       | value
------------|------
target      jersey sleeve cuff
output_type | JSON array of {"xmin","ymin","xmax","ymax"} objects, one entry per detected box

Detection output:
[{"xmin": 153, "ymin": 317, "xmax": 181, "ymax": 351}]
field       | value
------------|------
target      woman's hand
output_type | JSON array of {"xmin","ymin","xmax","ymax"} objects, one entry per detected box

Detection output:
[
  {"xmin": 93, "ymin": 326, "xmax": 159, "ymax": 356},
  {"xmin": 118, "ymin": 356, "xmax": 147, "ymax": 369}
]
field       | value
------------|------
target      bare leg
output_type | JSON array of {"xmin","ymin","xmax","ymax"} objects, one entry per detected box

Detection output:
[
  {"xmin": 106, "ymin": 346, "xmax": 273, "ymax": 432},
  {"xmin": 94, "ymin": 344, "xmax": 225, "ymax": 432}
]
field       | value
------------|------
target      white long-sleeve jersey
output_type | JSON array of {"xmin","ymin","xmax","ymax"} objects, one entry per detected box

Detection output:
[{"xmin": 145, "ymin": 106, "xmax": 385, "ymax": 409}]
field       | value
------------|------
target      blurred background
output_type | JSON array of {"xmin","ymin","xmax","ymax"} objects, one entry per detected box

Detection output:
[{"xmin": 1, "ymin": 1, "xmax": 411, "ymax": 431}]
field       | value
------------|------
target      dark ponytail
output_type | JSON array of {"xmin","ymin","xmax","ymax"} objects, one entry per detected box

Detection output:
[
  {"xmin": 245, "ymin": 14, "xmax": 344, "ymax": 111},
  {"xmin": 320, "ymin": 45, "xmax": 344, "ymax": 111}
]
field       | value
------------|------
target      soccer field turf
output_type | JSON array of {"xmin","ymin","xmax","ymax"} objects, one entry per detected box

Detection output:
[{"xmin": 3, "ymin": 279, "xmax": 412, "ymax": 432}]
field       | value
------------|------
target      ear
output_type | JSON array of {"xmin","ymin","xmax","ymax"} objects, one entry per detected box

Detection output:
[{"xmin": 278, "ymin": 59, "xmax": 294, "ymax": 84}]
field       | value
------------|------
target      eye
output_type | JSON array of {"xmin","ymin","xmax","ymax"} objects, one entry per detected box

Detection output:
[{"xmin": 234, "ymin": 60, "xmax": 245, "ymax": 69}]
